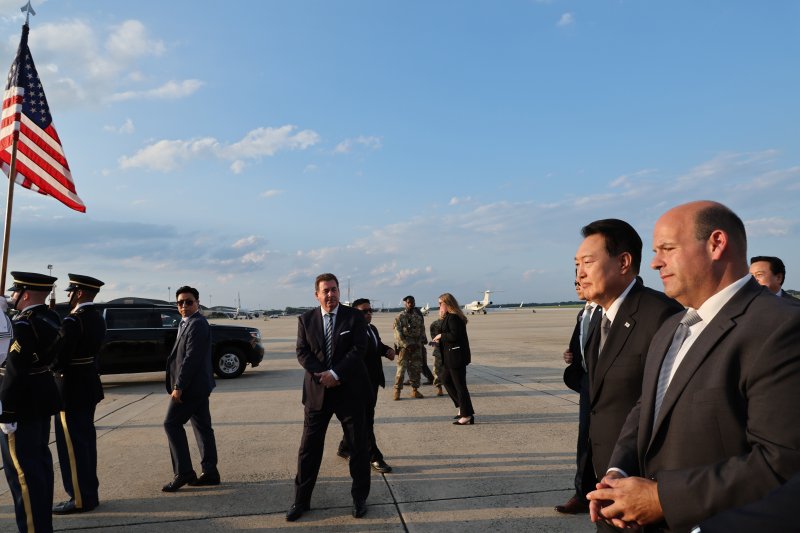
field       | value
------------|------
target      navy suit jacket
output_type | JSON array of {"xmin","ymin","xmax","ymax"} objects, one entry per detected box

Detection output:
[
  {"xmin": 296, "ymin": 304, "xmax": 371, "ymax": 410},
  {"xmin": 609, "ymin": 278, "xmax": 800, "ymax": 531},
  {"xmin": 586, "ymin": 282, "xmax": 683, "ymax": 475},
  {"xmin": 166, "ymin": 311, "xmax": 215, "ymax": 398}
]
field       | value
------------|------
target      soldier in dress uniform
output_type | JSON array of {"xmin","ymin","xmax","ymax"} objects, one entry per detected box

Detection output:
[
  {"xmin": 0, "ymin": 272, "xmax": 61, "ymax": 533},
  {"xmin": 51, "ymin": 274, "xmax": 106, "ymax": 514}
]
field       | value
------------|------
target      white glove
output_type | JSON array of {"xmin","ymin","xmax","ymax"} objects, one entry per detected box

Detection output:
[{"xmin": 0, "ymin": 422, "xmax": 17, "ymax": 435}]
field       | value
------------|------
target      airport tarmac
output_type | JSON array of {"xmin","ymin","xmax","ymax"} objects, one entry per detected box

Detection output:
[{"xmin": 1, "ymin": 307, "xmax": 597, "ymax": 532}]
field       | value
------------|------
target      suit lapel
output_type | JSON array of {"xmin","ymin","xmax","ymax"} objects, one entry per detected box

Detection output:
[
  {"xmin": 647, "ymin": 279, "xmax": 760, "ymax": 450},
  {"xmin": 639, "ymin": 314, "xmax": 681, "ymax": 453},
  {"xmin": 590, "ymin": 286, "xmax": 641, "ymax": 400}
]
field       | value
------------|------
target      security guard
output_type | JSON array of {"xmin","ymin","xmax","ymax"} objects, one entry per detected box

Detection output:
[
  {"xmin": 52, "ymin": 274, "xmax": 105, "ymax": 515},
  {"xmin": 0, "ymin": 271, "xmax": 61, "ymax": 533}
]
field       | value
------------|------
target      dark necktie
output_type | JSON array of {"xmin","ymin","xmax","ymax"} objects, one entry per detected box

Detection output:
[
  {"xmin": 324, "ymin": 313, "xmax": 334, "ymax": 368},
  {"xmin": 653, "ymin": 310, "xmax": 703, "ymax": 424},
  {"xmin": 599, "ymin": 314, "xmax": 611, "ymax": 354}
]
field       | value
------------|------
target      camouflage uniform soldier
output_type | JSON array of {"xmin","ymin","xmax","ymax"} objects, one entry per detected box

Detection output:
[
  {"xmin": 429, "ymin": 309, "xmax": 445, "ymax": 396},
  {"xmin": 393, "ymin": 295, "xmax": 425, "ymax": 400}
]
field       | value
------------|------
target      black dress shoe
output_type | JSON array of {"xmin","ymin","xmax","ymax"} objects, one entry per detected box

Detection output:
[
  {"xmin": 286, "ymin": 502, "xmax": 309, "ymax": 522},
  {"xmin": 371, "ymin": 459, "xmax": 392, "ymax": 473},
  {"xmin": 162, "ymin": 471, "xmax": 197, "ymax": 492},
  {"xmin": 352, "ymin": 499, "xmax": 368, "ymax": 518},
  {"xmin": 337, "ymin": 449, "xmax": 350, "ymax": 460},
  {"xmin": 53, "ymin": 499, "xmax": 97, "ymax": 514},
  {"xmin": 555, "ymin": 495, "xmax": 589, "ymax": 514},
  {"xmin": 189, "ymin": 471, "xmax": 221, "ymax": 486}
]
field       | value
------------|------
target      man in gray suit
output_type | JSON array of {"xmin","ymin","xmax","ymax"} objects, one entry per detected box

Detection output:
[
  {"xmin": 588, "ymin": 201, "xmax": 800, "ymax": 531},
  {"xmin": 162, "ymin": 286, "xmax": 219, "ymax": 492}
]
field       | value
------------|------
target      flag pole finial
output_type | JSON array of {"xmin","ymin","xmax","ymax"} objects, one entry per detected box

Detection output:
[{"xmin": 21, "ymin": 1, "xmax": 35, "ymax": 25}]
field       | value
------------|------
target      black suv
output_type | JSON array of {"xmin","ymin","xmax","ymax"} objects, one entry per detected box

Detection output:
[{"xmin": 55, "ymin": 303, "xmax": 264, "ymax": 379}]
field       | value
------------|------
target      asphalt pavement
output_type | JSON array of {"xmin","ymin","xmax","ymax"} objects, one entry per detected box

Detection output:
[{"xmin": 0, "ymin": 308, "xmax": 596, "ymax": 532}]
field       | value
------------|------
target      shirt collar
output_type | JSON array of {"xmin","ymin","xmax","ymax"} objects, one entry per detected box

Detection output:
[
  {"xmin": 321, "ymin": 305, "xmax": 339, "ymax": 317},
  {"xmin": 603, "ymin": 278, "xmax": 637, "ymax": 324},
  {"xmin": 694, "ymin": 274, "xmax": 752, "ymax": 324}
]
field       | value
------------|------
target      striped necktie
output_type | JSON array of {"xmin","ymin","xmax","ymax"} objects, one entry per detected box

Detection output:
[
  {"xmin": 653, "ymin": 309, "xmax": 703, "ymax": 424},
  {"xmin": 324, "ymin": 313, "xmax": 334, "ymax": 368}
]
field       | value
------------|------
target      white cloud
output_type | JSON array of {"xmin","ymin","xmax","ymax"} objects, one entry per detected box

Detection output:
[
  {"xmin": 232, "ymin": 236, "xmax": 262, "ymax": 249},
  {"xmin": 109, "ymin": 79, "xmax": 204, "ymax": 102},
  {"xmin": 557, "ymin": 12, "xmax": 574, "ymax": 27},
  {"xmin": 221, "ymin": 126, "xmax": 319, "ymax": 159},
  {"xmin": 119, "ymin": 137, "xmax": 218, "ymax": 172},
  {"xmin": 449, "ymin": 196, "xmax": 472, "ymax": 206},
  {"xmin": 261, "ymin": 189, "xmax": 284, "ymax": 198},
  {"xmin": 334, "ymin": 135, "xmax": 383, "ymax": 154},
  {"xmin": 522, "ymin": 269, "xmax": 545, "ymax": 281},
  {"xmin": 105, "ymin": 20, "xmax": 165, "ymax": 61},
  {"xmin": 13, "ymin": 19, "xmax": 196, "ymax": 108},
  {"xmin": 745, "ymin": 217, "xmax": 794, "ymax": 237},
  {"xmin": 230, "ymin": 160, "xmax": 246, "ymax": 174},
  {"xmin": 103, "ymin": 118, "xmax": 135, "ymax": 134},
  {"xmin": 118, "ymin": 125, "xmax": 319, "ymax": 173}
]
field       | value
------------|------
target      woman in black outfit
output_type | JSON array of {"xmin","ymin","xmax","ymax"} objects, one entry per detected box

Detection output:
[{"xmin": 432, "ymin": 293, "xmax": 475, "ymax": 425}]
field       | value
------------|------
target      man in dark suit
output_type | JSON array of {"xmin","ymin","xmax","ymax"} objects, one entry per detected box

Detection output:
[
  {"xmin": 557, "ymin": 279, "xmax": 600, "ymax": 514},
  {"xmin": 575, "ymin": 219, "xmax": 682, "ymax": 483},
  {"xmin": 337, "ymin": 298, "xmax": 396, "ymax": 473},
  {"xmin": 0, "ymin": 272, "xmax": 61, "ymax": 533},
  {"xmin": 588, "ymin": 201, "xmax": 800, "ymax": 531},
  {"xmin": 52, "ymin": 274, "xmax": 106, "ymax": 514},
  {"xmin": 749, "ymin": 255, "xmax": 798, "ymax": 302},
  {"xmin": 287, "ymin": 273, "xmax": 372, "ymax": 522},
  {"xmin": 162, "ymin": 286, "xmax": 218, "ymax": 492}
]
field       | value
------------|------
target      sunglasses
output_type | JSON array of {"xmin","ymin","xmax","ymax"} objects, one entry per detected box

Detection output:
[
  {"xmin": 177, "ymin": 299, "xmax": 196, "ymax": 307},
  {"xmin": 360, "ymin": 308, "xmax": 374, "ymax": 314}
]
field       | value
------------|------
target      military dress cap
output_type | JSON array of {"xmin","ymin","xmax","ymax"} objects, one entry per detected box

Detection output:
[
  {"xmin": 8, "ymin": 271, "xmax": 57, "ymax": 292},
  {"xmin": 65, "ymin": 273, "xmax": 104, "ymax": 292}
]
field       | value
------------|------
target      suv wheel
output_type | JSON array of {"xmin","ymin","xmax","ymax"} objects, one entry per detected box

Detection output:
[{"xmin": 214, "ymin": 347, "xmax": 246, "ymax": 378}]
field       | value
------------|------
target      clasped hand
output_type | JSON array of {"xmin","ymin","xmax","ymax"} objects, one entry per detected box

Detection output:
[
  {"xmin": 587, "ymin": 473, "xmax": 663, "ymax": 529},
  {"xmin": 314, "ymin": 370, "xmax": 340, "ymax": 388}
]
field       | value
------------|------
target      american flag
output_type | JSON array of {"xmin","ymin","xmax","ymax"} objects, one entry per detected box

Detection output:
[{"xmin": 0, "ymin": 24, "xmax": 85, "ymax": 213}]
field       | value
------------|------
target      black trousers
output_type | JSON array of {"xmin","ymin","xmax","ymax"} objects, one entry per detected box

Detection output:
[
  {"xmin": 163, "ymin": 393, "xmax": 218, "ymax": 476},
  {"xmin": 1, "ymin": 415, "xmax": 54, "ymax": 533},
  {"xmin": 442, "ymin": 365, "xmax": 474, "ymax": 417},
  {"xmin": 575, "ymin": 372, "xmax": 596, "ymax": 498},
  {"xmin": 295, "ymin": 389, "xmax": 370, "ymax": 506},
  {"xmin": 54, "ymin": 405, "xmax": 99, "ymax": 508},
  {"xmin": 338, "ymin": 383, "xmax": 383, "ymax": 462}
]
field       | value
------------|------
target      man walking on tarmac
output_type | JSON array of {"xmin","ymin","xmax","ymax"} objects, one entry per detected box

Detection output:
[{"xmin": 393, "ymin": 295, "xmax": 425, "ymax": 400}]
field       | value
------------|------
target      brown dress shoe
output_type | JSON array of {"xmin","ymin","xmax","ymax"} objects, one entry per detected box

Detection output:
[
  {"xmin": 411, "ymin": 388, "xmax": 424, "ymax": 398},
  {"xmin": 554, "ymin": 495, "xmax": 589, "ymax": 514},
  {"xmin": 436, "ymin": 386, "xmax": 444, "ymax": 396},
  {"xmin": 393, "ymin": 389, "xmax": 401, "ymax": 400}
]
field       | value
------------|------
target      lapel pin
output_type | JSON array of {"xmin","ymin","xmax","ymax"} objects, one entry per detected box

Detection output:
[{"xmin": 624, "ymin": 322, "xmax": 630, "ymax": 328}]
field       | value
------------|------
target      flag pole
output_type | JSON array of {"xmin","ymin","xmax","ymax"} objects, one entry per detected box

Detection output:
[{"xmin": 0, "ymin": 136, "xmax": 20, "ymax": 295}]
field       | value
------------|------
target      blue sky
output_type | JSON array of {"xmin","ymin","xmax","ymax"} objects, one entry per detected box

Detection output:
[{"xmin": 0, "ymin": 1, "xmax": 798, "ymax": 309}]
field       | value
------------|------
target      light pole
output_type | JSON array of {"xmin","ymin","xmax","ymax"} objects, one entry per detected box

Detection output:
[{"xmin": 168, "ymin": 286, "xmax": 171, "ymax": 303}]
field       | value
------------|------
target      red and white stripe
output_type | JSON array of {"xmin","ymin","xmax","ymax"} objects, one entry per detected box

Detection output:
[{"xmin": 0, "ymin": 86, "xmax": 85, "ymax": 212}]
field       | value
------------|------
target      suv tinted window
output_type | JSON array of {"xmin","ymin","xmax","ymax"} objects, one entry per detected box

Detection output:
[
  {"xmin": 161, "ymin": 310, "xmax": 181, "ymax": 328},
  {"xmin": 106, "ymin": 308, "xmax": 162, "ymax": 329}
]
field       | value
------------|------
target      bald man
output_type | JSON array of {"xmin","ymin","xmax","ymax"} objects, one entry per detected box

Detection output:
[{"xmin": 588, "ymin": 201, "xmax": 800, "ymax": 532}]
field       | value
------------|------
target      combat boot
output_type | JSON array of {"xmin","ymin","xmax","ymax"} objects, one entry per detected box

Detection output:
[
  {"xmin": 393, "ymin": 389, "xmax": 401, "ymax": 401},
  {"xmin": 411, "ymin": 388, "xmax": 424, "ymax": 399}
]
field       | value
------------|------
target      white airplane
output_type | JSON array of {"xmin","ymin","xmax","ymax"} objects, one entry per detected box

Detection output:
[
  {"xmin": 420, "ymin": 303, "xmax": 430, "ymax": 316},
  {"xmin": 464, "ymin": 290, "xmax": 494, "ymax": 315}
]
